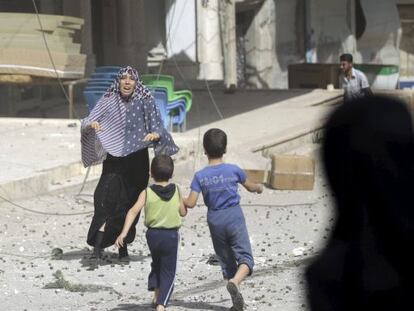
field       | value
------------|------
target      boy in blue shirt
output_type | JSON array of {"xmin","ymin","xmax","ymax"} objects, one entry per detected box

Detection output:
[{"xmin": 184, "ymin": 128, "xmax": 263, "ymax": 311}]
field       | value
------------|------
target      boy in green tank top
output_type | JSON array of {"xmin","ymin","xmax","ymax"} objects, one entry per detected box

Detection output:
[{"xmin": 115, "ymin": 155, "xmax": 187, "ymax": 311}]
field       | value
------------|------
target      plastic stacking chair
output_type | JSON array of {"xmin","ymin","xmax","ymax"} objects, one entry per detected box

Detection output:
[
  {"xmin": 83, "ymin": 66, "xmax": 121, "ymax": 112},
  {"xmin": 152, "ymin": 87, "xmax": 187, "ymax": 132},
  {"xmin": 90, "ymin": 73, "xmax": 118, "ymax": 81},
  {"xmin": 141, "ymin": 74, "xmax": 193, "ymax": 112},
  {"xmin": 150, "ymin": 89, "xmax": 170, "ymax": 129},
  {"xmin": 166, "ymin": 99, "xmax": 187, "ymax": 132},
  {"xmin": 95, "ymin": 66, "xmax": 121, "ymax": 73},
  {"xmin": 141, "ymin": 74, "xmax": 175, "ymax": 90},
  {"xmin": 84, "ymin": 91, "xmax": 105, "ymax": 112}
]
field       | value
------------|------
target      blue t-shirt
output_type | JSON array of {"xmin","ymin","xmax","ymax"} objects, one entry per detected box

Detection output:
[{"xmin": 190, "ymin": 163, "xmax": 246, "ymax": 211}]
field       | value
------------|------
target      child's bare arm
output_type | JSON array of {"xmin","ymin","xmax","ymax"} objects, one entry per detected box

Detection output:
[
  {"xmin": 242, "ymin": 179, "xmax": 264, "ymax": 194},
  {"xmin": 183, "ymin": 191, "xmax": 199, "ymax": 209},
  {"xmin": 115, "ymin": 190, "xmax": 146, "ymax": 248},
  {"xmin": 178, "ymin": 189, "xmax": 187, "ymax": 216},
  {"xmin": 179, "ymin": 199, "xmax": 187, "ymax": 216}
]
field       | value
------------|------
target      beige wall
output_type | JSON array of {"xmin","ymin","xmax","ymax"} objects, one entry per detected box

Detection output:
[{"xmin": 398, "ymin": 4, "xmax": 414, "ymax": 76}]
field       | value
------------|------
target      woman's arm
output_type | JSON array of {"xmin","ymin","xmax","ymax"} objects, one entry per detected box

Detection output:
[
  {"xmin": 81, "ymin": 97, "xmax": 108, "ymax": 132},
  {"xmin": 115, "ymin": 189, "xmax": 146, "ymax": 248},
  {"xmin": 143, "ymin": 97, "xmax": 163, "ymax": 139}
]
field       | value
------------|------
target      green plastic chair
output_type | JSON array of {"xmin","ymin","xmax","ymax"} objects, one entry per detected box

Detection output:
[
  {"xmin": 141, "ymin": 74, "xmax": 192, "ymax": 112},
  {"xmin": 141, "ymin": 74, "xmax": 175, "ymax": 92}
]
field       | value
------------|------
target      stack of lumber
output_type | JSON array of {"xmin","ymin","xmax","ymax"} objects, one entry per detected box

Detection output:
[{"xmin": 0, "ymin": 13, "xmax": 86, "ymax": 79}]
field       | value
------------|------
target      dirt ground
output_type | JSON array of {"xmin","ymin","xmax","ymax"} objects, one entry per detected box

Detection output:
[{"xmin": 0, "ymin": 159, "xmax": 335, "ymax": 311}]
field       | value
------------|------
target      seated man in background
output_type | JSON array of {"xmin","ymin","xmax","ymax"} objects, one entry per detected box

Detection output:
[{"xmin": 339, "ymin": 53, "xmax": 373, "ymax": 103}]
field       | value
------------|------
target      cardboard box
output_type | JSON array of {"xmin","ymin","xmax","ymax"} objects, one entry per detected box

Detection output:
[
  {"xmin": 225, "ymin": 151, "xmax": 270, "ymax": 184},
  {"xmin": 270, "ymin": 154, "xmax": 315, "ymax": 190},
  {"xmin": 245, "ymin": 169, "xmax": 268, "ymax": 184}
]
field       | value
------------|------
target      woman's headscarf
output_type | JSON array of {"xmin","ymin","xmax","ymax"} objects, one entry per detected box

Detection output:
[
  {"xmin": 104, "ymin": 66, "xmax": 153, "ymax": 102},
  {"xmin": 81, "ymin": 66, "xmax": 179, "ymax": 167}
]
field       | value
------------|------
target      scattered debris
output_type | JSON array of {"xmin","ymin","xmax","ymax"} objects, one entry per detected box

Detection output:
[
  {"xmin": 51, "ymin": 248, "xmax": 63, "ymax": 260},
  {"xmin": 292, "ymin": 247, "xmax": 306, "ymax": 257},
  {"xmin": 205, "ymin": 254, "xmax": 220, "ymax": 266},
  {"xmin": 43, "ymin": 270, "xmax": 122, "ymax": 296}
]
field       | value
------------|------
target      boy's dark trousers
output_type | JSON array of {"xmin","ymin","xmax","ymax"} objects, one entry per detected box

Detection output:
[{"xmin": 146, "ymin": 227, "xmax": 179, "ymax": 307}]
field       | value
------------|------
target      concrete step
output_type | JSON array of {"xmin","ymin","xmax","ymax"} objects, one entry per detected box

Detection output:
[{"xmin": 0, "ymin": 161, "xmax": 102, "ymax": 201}]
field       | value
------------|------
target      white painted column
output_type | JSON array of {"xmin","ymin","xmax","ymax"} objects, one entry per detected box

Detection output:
[{"xmin": 196, "ymin": 0, "xmax": 224, "ymax": 80}]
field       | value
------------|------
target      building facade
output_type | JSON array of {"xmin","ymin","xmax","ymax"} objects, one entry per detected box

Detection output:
[{"xmin": 0, "ymin": 0, "xmax": 412, "ymax": 89}]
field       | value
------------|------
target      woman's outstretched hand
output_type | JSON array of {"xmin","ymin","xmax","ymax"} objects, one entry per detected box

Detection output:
[
  {"xmin": 90, "ymin": 121, "xmax": 101, "ymax": 132},
  {"xmin": 143, "ymin": 132, "xmax": 160, "ymax": 142}
]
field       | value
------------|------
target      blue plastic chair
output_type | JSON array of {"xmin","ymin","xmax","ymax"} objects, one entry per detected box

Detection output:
[
  {"xmin": 83, "ymin": 66, "xmax": 121, "ymax": 112},
  {"xmin": 90, "ymin": 73, "xmax": 118, "ymax": 80},
  {"xmin": 166, "ymin": 99, "xmax": 187, "ymax": 131},
  {"xmin": 84, "ymin": 86, "xmax": 108, "ymax": 92},
  {"xmin": 149, "ymin": 86, "xmax": 187, "ymax": 132},
  {"xmin": 84, "ymin": 91, "xmax": 105, "ymax": 112},
  {"xmin": 95, "ymin": 66, "xmax": 121, "ymax": 73},
  {"xmin": 150, "ymin": 89, "xmax": 170, "ymax": 129}
]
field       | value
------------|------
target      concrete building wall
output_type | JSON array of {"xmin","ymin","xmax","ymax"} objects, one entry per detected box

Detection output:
[
  {"xmin": 357, "ymin": 0, "xmax": 401, "ymax": 65},
  {"xmin": 398, "ymin": 3, "xmax": 414, "ymax": 76},
  {"xmin": 243, "ymin": 0, "xmax": 275, "ymax": 88},
  {"xmin": 145, "ymin": 0, "xmax": 166, "ymax": 55},
  {"xmin": 61, "ymin": 0, "xmax": 95, "ymax": 75},
  {"xmin": 98, "ymin": 0, "xmax": 147, "ymax": 72},
  {"xmin": 242, "ymin": 0, "xmax": 304, "ymax": 89},
  {"xmin": 309, "ymin": 0, "xmax": 356, "ymax": 63}
]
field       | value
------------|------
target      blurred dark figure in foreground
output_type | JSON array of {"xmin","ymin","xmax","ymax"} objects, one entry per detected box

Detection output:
[{"xmin": 306, "ymin": 96, "xmax": 414, "ymax": 310}]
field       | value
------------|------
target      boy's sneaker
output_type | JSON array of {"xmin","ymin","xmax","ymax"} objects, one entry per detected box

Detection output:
[{"xmin": 226, "ymin": 282, "xmax": 244, "ymax": 311}]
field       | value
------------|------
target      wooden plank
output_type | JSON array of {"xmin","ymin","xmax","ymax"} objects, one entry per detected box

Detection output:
[
  {"xmin": 52, "ymin": 29, "xmax": 76, "ymax": 36},
  {"xmin": 0, "ymin": 22, "xmax": 59, "ymax": 33},
  {"xmin": 0, "ymin": 48, "xmax": 86, "ymax": 79},
  {"xmin": 0, "ymin": 74, "xmax": 77, "ymax": 85},
  {"xmin": 0, "ymin": 48, "xmax": 86, "ymax": 67},
  {"xmin": 0, "ymin": 33, "xmax": 74, "ymax": 44},
  {"xmin": 0, "ymin": 13, "xmax": 83, "ymax": 33},
  {"xmin": 0, "ymin": 40, "xmax": 81, "ymax": 53},
  {"xmin": 0, "ymin": 66, "xmax": 85, "ymax": 79},
  {"xmin": 0, "ymin": 74, "xmax": 33, "ymax": 84},
  {"xmin": 0, "ymin": 13, "xmax": 84, "ymax": 26}
]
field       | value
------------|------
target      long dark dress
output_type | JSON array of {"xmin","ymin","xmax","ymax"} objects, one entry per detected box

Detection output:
[{"xmin": 87, "ymin": 148, "xmax": 149, "ymax": 248}]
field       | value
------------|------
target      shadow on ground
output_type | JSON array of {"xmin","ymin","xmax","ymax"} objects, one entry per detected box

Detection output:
[
  {"xmin": 187, "ymin": 89, "xmax": 312, "ymax": 130},
  {"xmin": 54, "ymin": 249, "xmax": 149, "ymax": 270},
  {"xmin": 110, "ymin": 299, "xmax": 230, "ymax": 311}
]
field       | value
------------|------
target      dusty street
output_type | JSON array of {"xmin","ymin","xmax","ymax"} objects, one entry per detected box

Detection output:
[{"xmin": 0, "ymin": 160, "xmax": 335, "ymax": 311}]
